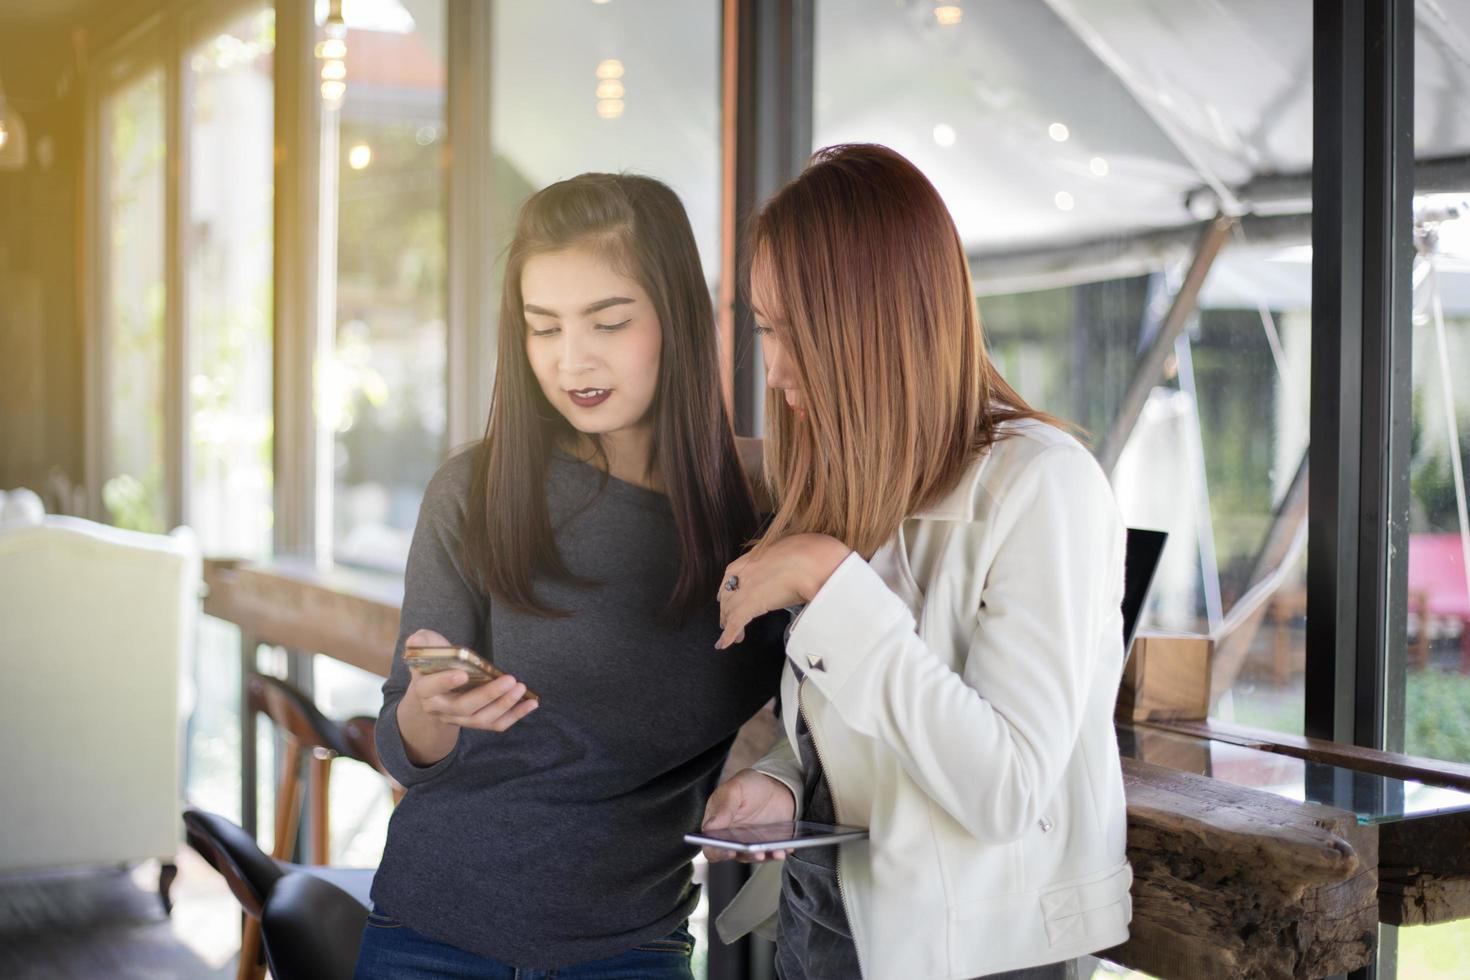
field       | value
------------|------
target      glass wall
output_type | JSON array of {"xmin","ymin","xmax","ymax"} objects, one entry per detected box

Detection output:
[
  {"xmin": 100, "ymin": 65, "xmax": 168, "ymax": 532},
  {"xmin": 814, "ymin": 0, "xmax": 1314, "ymax": 735},
  {"xmin": 485, "ymin": 2, "xmax": 722, "ymax": 964},
  {"xmin": 322, "ymin": 0, "xmax": 448, "ymax": 574},
  {"xmin": 489, "ymin": 0, "xmax": 722, "ymax": 280},
  {"xmin": 181, "ymin": 2, "xmax": 278, "ymax": 827},
  {"xmin": 186, "ymin": 6, "xmax": 276, "ymax": 560},
  {"xmin": 1390, "ymin": 3, "xmax": 1470, "ymax": 973}
]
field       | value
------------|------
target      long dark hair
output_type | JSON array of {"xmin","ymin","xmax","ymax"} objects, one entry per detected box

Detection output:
[{"xmin": 464, "ymin": 173, "xmax": 758, "ymax": 623}]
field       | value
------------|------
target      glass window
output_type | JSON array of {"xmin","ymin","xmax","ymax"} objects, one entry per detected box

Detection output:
[
  {"xmin": 182, "ymin": 3, "xmax": 277, "ymax": 826},
  {"xmin": 186, "ymin": 6, "xmax": 276, "ymax": 559},
  {"xmin": 321, "ymin": 0, "xmax": 449, "ymax": 573},
  {"xmin": 484, "ymin": 1, "xmax": 723, "ymax": 957},
  {"xmin": 1402, "ymin": 196, "xmax": 1470, "ymax": 761},
  {"xmin": 489, "ymin": 0, "xmax": 722, "ymax": 279},
  {"xmin": 1390, "ymin": 3, "xmax": 1470, "ymax": 972},
  {"xmin": 100, "ymin": 65, "xmax": 168, "ymax": 531},
  {"xmin": 813, "ymin": 0, "xmax": 1313, "ymax": 736}
]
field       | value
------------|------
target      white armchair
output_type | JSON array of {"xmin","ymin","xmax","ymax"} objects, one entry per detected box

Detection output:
[{"xmin": 0, "ymin": 494, "xmax": 199, "ymax": 912}]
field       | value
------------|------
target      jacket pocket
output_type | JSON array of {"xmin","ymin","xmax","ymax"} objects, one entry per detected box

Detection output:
[{"xmin": 1038, "ymin": 861, "xmax": 1133, "ymax": 948}]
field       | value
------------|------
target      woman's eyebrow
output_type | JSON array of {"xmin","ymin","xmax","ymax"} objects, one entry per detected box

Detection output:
[{"xmin": 523, "ymin": 296, "xmax": 635, "ymax": 318}]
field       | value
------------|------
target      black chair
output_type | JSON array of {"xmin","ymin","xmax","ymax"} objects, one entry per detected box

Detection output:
[
  {"xmin": 183, "ymin": 808, "xmax": 373, "ymax": 980},
  {"xmin": 262, "ymin": 872, "xmax": 371, "ymax": 980}
]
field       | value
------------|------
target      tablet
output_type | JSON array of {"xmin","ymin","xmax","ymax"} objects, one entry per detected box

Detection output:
[{"xmin": 684, "ymin": 821, "xmax": 868, "ymax": 854}]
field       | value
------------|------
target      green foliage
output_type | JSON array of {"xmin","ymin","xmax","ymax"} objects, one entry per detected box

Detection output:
[
  {"xmin": 103, "ymin": 473, "xmax": 165, "ymax": 533},
  {"xmin": 1411, "ymin": 440, "xmax": 1470, "ymax": 533},
  {"xmin": 1404, "ymin": 668, "xmax": 1470, "ymax": 764}
]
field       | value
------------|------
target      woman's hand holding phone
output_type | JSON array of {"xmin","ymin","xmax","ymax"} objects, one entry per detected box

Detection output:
[
  {"xmin": 397, "ymin": 629, "xmax": 539, "ymax": 766},
  {"xmin": 700, "ymin": 769, "xmax": 798, "ymax": 864}
]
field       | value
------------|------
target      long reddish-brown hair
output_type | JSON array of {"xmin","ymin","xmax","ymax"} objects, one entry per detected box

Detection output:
[
  {"xmin": 465, "ymin": 173, "xmax": 759, "ymax": 622},
  {"xmin": 750, "ymin": 143, "xmax": 1060, "ymax": 558}
]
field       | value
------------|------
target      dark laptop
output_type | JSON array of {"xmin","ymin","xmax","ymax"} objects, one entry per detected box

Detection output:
[{"xmin": 1122, "ymin": 528, "xmax": 1168, "ymax": 655}]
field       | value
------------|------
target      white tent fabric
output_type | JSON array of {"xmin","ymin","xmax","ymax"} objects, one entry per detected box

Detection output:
[{"xmin": 814, "ymin": 0, "xmax": 1470, "ymax": 255}]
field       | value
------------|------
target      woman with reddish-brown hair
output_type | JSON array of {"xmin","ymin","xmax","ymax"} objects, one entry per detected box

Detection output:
[{"xmin": 701, "ymin": 144, "xmax": 1132, "ymax": 979}]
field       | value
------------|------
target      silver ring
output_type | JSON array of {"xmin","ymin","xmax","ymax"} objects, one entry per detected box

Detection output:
[{"xmin": 724, "ymin": 575, "xmax": 740, "ymax": 592}]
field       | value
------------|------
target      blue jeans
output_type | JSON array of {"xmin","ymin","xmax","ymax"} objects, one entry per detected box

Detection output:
[{"xmin": 353, "ymin": 907, "xmax": 696, "ymax": 980}]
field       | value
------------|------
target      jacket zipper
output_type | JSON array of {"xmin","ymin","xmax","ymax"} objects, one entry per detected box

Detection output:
[{"xmin": 796, "ymin": 676, "xmax": 860, "ymax": 963}]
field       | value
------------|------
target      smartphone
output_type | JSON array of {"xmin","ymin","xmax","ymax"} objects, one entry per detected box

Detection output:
[
  {"xmin": 684, "ymin": 821, "xmax": 868, "ymax": 855},
  {"xmin": 403, "ymin": 645, "xmax": 540, "ymax": 701}
]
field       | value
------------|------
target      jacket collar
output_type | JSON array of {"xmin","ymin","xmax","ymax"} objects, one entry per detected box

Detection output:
[{"xmin": 912, "ymin": 452, "xmax": 989, "ymax": 522}]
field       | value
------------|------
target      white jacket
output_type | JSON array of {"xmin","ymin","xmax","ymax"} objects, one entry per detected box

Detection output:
[{"xmin": 717, "ymin": 419, "xmax": 1132, "ymax": 979}]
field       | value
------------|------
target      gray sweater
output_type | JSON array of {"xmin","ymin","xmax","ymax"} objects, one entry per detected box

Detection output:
[{"xmin": 371, "ymin": 447, "xmax": 784, "ymax": 968}]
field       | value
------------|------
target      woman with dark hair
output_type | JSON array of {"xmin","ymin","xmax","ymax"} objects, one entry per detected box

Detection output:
[
  {"xmin": 354, "ymin": 173, "xmax": 783, "ymax": 979},
  {"xmin": 703, "ymin": 144, "xmax": 1132, "ymax": 979}
]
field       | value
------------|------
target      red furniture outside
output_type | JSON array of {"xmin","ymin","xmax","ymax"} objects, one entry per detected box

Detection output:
[{"xmin": 1408, "ymin": 533, "xmax": 1470, "ymax": 672}]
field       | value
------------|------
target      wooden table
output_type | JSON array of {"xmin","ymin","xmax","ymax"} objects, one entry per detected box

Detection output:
[{"xmin": 203, "ymin": 557, "xmax": 403, "ymax": 838}]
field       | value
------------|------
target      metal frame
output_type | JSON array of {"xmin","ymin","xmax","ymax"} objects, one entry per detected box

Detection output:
[
  {"xmin": 1306, "ymin": 0, "xmax": 1414, "ymax": 754},
  {"xmin": 1094, "ymin": 215, "xmax": 1234, "ymax": 475},
  {"xmin": 726, "ymin": 0, "xmax": 813, "ymax": 436},
  {"xmin": 445, "ymin": 0, "xmax": 496, "ymax": 451},
  {"xmin": 272, "ymin": 0, "xmax": 324, "ymax": 560},
  {"xmin": 1308, "ymin": 2, "xmax": 1414, "ymax": 970}
]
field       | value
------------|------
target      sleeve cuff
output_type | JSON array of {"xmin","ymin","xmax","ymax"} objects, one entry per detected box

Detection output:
[
  {"xmin": 375, "ymin": 697, "xmax": 463, "ymax": 787},
  {"xmin": 785, "ymin": 550, "xmax": 913, "ymax": 698},
  {"xmin": 750, "ymin": 762, "xmax": 805, "ymax": 824}
]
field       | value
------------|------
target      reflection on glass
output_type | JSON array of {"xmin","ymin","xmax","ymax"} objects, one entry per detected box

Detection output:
[
  {"xmin": 1404, "ymin": 193, "xmax": 1470, "ymax": 766},
  {"xmin": 814, "ymin": 0, "xmax": 1313, "ymax": 735},
  {"xmin": 1116, "ymin": 725, "xmax": 1470, "ymax": 825},
  {"xmin": 187, "ymin": 8, "xmax": 275, "ymax": 558},
  {"xmin": 323, "ymin": 0, "xmax": 448, "ymax": 572},
  {"xmin": 490, "ymin": 1, "xmax": 720, "ymax": 276},
  {"xmin": 1398, "ymin": 14, "xmax": 1470, "ymax": 873},
  {"xmin": 102, "ymin": 67, "xmax": 168, "ymax": 531},
  {"xmin": 486, "ymin": 6, "xmax": 721, "ymax": 967}
]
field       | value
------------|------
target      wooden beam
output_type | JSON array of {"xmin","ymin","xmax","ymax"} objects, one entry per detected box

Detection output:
[
  {"xmin": 1108, "ymin": 758, "xmax": 1378, "ymax": 980},
  {"xmin": 1142, "ymin": 717, "xmax": 1470, "ymax": 793},
  {"xmin": 1378, "ymin": 810, "xmax": 1470, "ymax": 926}
]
